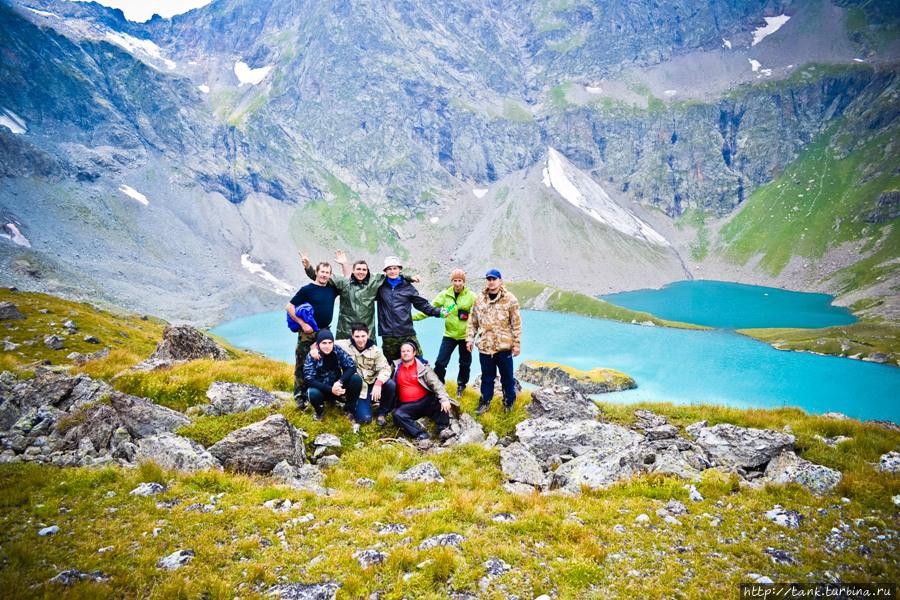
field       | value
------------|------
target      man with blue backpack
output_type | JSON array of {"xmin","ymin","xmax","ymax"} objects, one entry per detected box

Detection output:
[{"xmin": 286, "ymin": 261, "xmax": 339, "ymax": 408}]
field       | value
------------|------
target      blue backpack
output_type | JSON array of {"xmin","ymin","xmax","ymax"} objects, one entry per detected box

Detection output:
[{"xmin": 286, "ymin": 303, "xmax": 319, "ymax": 333}]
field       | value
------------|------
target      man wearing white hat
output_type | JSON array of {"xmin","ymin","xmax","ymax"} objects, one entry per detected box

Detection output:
[{"xmin": 377, "ymin": 256, "xmax": 445, "ymax": 363}]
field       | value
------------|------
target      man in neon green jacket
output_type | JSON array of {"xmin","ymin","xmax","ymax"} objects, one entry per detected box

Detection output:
[{"xmin": 414, "ymin": 269, "xmax": 476, "ymax": 399}]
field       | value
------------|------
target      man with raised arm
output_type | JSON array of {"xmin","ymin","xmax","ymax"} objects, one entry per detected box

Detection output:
[
  {"xmin": 466, "ymin": 269, "xmax": 522, "ymax": 415},
  {"xmin": 286, "ymin": 261, "xmax": 339, "ymax": 408}
]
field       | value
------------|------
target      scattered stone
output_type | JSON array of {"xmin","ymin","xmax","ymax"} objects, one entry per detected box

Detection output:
[
  {"xmin": 687, "ymin": 485, "xmax": 704, "ymax": 502},
  {"xmin": 482, "ymin": 431, "xmax": 499, "ymax": 450},
  {"xmin": 748, "ymin": 574, "xmax": 775, "ymax": 585},
  {"xmin": 502, "ymin": 482, "xmax": 537, "ymax": 495},
  {"xmin": 664, "ymin": 500, "xmax": 689, "ymax": 515},
  {"xmin": 635, "ymin": 514, "xmax": 650, "ymax": 524},
  {"xmin": 271, "ymin": 461, "xmax": 328, "ymax": 494},
  {"xmin": 316, "ymin": 455, "xmax": 340, "ymax": 468},
  {"xmin": 353, "ymin": 549, "xmax": 387, "ymax": 568},
  {"xmin": 48, "ymin": 569, "xmax": 109, "ymax": 586},
  {"xmin": 483, "ymin": 557, "xmax": 511, "ymax": 577},
  {"xmin": 892, "ymin": 495, "xmax": 900, "ymax": 507},
  {"xmin": 878, "ymin": 451, "xmax": 900, "ymax": 473},
  {"xmin": 492, "ymin": 513, "xmax": 516, "ymax": 522},
  {"xmin": 764, "ymin": 450, "xmax": 842, "ymax": 495},
  {"xmin": 765, "ymin": 505, "xmax": 803, "ymax": 529},
  {"xmin": 3, "ymin": 340, "xmax": 20, "ymax": 351},
  {"xmin": 633, "ymin": 409, "xmax": 669, "ymax": 431},
  {"xmin": 613, "ymin": 524, "xmax": 627, "ymax": 534},
  {"xmin": 813, "ymin": 434, "xmax": 852, "ymax": 448},
  {"xmin": 208, "ymin": 415, "xmax": 306, "ymax": 474},
  {"xmin": 267, "ymin": 581, "xmax": 341, "ymax": 599},
  {"xmin": 693, "ymin": 424, "xmax": 794, "ymax": 469},
  {"xmin": 84, "ymin": 335, "xmax": 100, "ymax": 344},
  {"xmin": 418, "ymin": 533, "xmax": 465, "ymax": 551},
  {"xmin": 68, "ymin": 347, "xmax": 110, "ymax": 365},
  {"xmin": 355, "ymin": 477, "xmax": 375, "ymax": 488},
  {"xmin": 63, "ymin": 320, "xmax": 77, "ymax": 332},
  {"xmin": 157, "ymin": 549, "xmax": 194, "ymax": 570},
  {"xmin": 264, "ymin": 498, "xmax": 294, "ymax": 512},
  {"xmin": 313, "ymin": 433, "xmax": 341, "ymax": 448},
  {"xmin": 378, "ymin": 523, "xmax": 408, "ymax": 535},
  {"xmin": 443, "ymin": 413, "xmax": 486, "ymax": 446},
  {"xmin": 645, "ymin": 424, "xmax": 679, "ymax": 441},
  {"xmin": 526, "ymin": 385, "xmax": 601, "ymax": 420},
  {"xmin": 663, "ymin": 515, "xmax": 681, "ymax": 526},
  {"xmin": 822, "ymin": 412, "xmax": 849, "ymax": 420},
  {"xmin": 38, "ymin": 525, "xmax": 59, "ymax": 536},
  {"xmin": 136, "ymin": 433, "xmax": 222, "ymax": 472},
  {"xmin": 764, "ymin": 547, "xmax": 796, "ymax": 565},
  {"xmin": 500, "ymin": 442, "xmax": 548, "ymax": 488},
  {"xmin": 0, "ymin": 302, "xmax": 26, "ymax": 320},
  {"xmin": 97, "ymin": 546, "xmax": 114, "ymax": 553},
  {"xmin": 43, "ymin": 335, "xmax": 64, "ymax": 350},
  {"xmin": 130, "ymin": 482, "xmax": 166, "ymax": 497},
  {"xmin": 204, "ymin": 382, "xmax": 280, "ymax": 416},
  {"xmin": 396, "ymin": 461, "xmax": 444, "ymax": 484}
]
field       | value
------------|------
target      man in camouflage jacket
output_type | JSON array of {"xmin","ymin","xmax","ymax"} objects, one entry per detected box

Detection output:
[{"xmin": 466, "ymin": 269, "xmax": 522, "ymax": 414}]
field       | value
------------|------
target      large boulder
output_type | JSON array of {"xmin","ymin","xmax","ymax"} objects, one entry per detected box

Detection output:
[
  {"xmin": 500, "ymin": 442, "xmax": 548, "ymax": 488},
  {"xmin": 204, "ymin": 382, "xmax": 279, "ymax": 416},
  {"xmin": 443, "ymin": 413, "xmax": 486, "ymax": 446},
  {"xmin": 517, "ymin": 362, "xmax": 636, "ymax": 394},
  {"xmin": 136, "ymin": 433, "xmax": 222, "ymax": 472},
  {"xmin": 692, "ymin": 424, "xmax": 794, "ymax": 469},
  {"xmin": 136, "ymin": 326, "xmax": 230, "ymax": 370},
  {"xmin": 271, "ymin": 460, "xmax": 328, "ymax": 494},
  {"xmin": 763, "ymin": 450, "xmax": 842, "ymax": 495},
  {"xmin": 551, "ymin": 445, "xmax": 644, "ymax": 493},
  {"xmin": 208, "ymin": 415, "xmax": 305, "ymax": 474},
  {"xmin": 516, "ymin": 418, "xmax": 642, "ymax": 464},
  {"xmin": 109, "ymin": 393, "xmax": 190, "ymax": 438},
  {"xmin": 0, "ymin": 302, "xmax": 25, "ymax": 320},
  {"xmin": 526, "ymin": 386, "xmax": 600, "ymax": 421}
]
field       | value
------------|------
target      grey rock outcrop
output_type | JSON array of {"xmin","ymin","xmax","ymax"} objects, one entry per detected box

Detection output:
[
  {"xmin": 765, "ymin": 505, "xmax": 803, "ymax": 529},
  {"xmin": 516, "ymin": 418, "xmax": 643, "ymax": 464},
  {"xmin": 137, "ymin": 326, "xmax": 230, "ymax": 370},
  {"xmin": 763, "ymin": 450, "xmax": 842, "ymax": 495},
  {"xmin": 204, "ymin": 381, "xmax": 279, "ymax": 416},
  {"xmin": 551, "ymin": 446, "xmax": 645, "ymax": 493},
  {"xmin": 208, "ymin": 414, "xmax": 306, "ymax": 474},
  {"xmin": 0, "ymin": 302, "xmax": 25, "ymax": 320},
  {"xmin": 517, "ymin": 363, "xmax": 636, "ymax": 394},
  {"xmin": 692, "ymin": 424, "xmax": 795, "ymax": 469},
  {"xmin": 130, "ymin": 482, "xmax": 166, "ymax": 496},
  {"xmin": 157, "ymin": 549, "xmax": 194, "ymax": 570},
  {"xmin": 267, "ymin": 582, "xmax": 341, "ymax": 599},
  {"xmin": 526, "ymin": 386, "xmax": 600, "ymax": 421},
  {"xmin": 43, "ymin": 335, "xmax": 64, "ymax": 350},
  {"xmin": 272, "ymin": 460, "xmax": 329, "ymax": 494},
  {"xmin": 136, "ymin": 433, "xmax": 222, "ymax": 472},
  {"xmin": 443, "ymin": 413, "xmax": 486, "ymax": 446},
  {"xmin": 48, "ymin": 569, "xmax": 109, "ymax": 586},
  {"xmin": 419, "ymin": 532, "xmax": 465, "ymax": 550},
  {"xmin": 500, "ymin": 442, "xmax": 548, "ymax": 488}
]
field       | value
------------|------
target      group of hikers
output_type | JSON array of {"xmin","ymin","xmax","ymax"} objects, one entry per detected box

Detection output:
[{"xmin": 285, "ymin": 250, "xmax": 522, "ymax": 447}]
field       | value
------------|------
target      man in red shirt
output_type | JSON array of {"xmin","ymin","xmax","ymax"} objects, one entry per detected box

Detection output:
[{"xmin": 388, "ymin": 340, "xmax": 453, "ymax": 447}]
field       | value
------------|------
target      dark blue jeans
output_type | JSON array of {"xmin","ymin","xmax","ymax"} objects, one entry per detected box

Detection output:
[
  {"xmin": 392, "ymin": 393, "xmax": 450, "ymax": 439},
  {"xmin": 307, "ymin": 374, "xmax": 363, "ymax": 417},
  {"xmin": 433, "ymin": 336, "xmax": 472, "ymax": 387},
  {"xmin": 479, "ymin": 350, "xmax": 516, "ymax": 408},
  {"xmin": 346, "ymin": 379, "xmax": 397, "ymax": 424}
]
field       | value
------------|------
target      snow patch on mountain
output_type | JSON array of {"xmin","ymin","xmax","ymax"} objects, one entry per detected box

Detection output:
[
  {"xmin": 585, "ymin": 85, "xmax": 603, "ymax": 94},
  {"xmin": 0, "ymin": 109, "xmax": 26, "ymax": 135},
  {"xmin": 119, "ymin": 185, "xmax": 149, "ymax": 206},
  {"xmin": 240, "ymin": 255, "xmax": 293, "ymax": 296},
  {"xmin": 749, "ymin": 59, "xmax": 762, "ymax": 72},
  {"xmin": 1, "ymin": 224, "xmax": 31, "ymax": 248},
  {"xmin": 25, "ymin": 7, "xmax": 57, "ymax": 18},
  {"xmin": 198, "ymin": 84, "xmax": 210, "ymax": 94},
  {"xmin": 104, "ymin": 30, "xmax": 176, "ymax": 70},
  {"xmin": 472, "ymin": 188, "xmax": 488, "ymax": 198},
  {"xmin": 722, "ymin": 38, "xmax": 732, "ymax": 49},
  {"xmin": 751, "ymin": 15, "xmax": 790, "ymax": 46},
  {"xmin": 234, "ymin": 62, "xmax": 272, "ymax": 86},
  {"xmin": 541, "ymin": 148, "xmax": 669, "ymax": 246}
]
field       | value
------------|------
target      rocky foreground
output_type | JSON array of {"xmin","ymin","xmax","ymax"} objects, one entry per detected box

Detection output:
[{"xmin": 0, "ymin": 309, "xmax": 898, "ymax": 598}]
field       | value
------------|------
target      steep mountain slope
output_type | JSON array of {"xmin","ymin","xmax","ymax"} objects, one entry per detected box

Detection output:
[{"xmin": 0, "ymin": 0, "xmax": 897, "ymax": 323}]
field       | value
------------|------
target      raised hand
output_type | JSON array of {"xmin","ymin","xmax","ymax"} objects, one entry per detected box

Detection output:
[
  {"xmin": 334, "ymin": 249, "xmax": 347, "ymax": 265},
  {"xmin": 299, "ymin": 251, "xmax": 311, "ymax": 269}
]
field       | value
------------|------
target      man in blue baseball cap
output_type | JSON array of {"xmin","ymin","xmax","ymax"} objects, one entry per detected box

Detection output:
[{"xmin": 466, "ymin": 269, "xmax": 522, "ymax": 414}]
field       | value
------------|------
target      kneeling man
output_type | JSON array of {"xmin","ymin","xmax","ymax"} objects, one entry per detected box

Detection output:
[
  {"xmin": 390, "ymin": 340, "xmax": 453, "ymax": 446},
  {"xmin": 303, "ymin": 329, "xmax": 363, "ymax": 421},
  {"xmin": 335, "ymin": 322, "xmax": 396, "ymax": 425}
]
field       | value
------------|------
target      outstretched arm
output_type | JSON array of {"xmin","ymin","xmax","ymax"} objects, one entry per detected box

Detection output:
[
  {"xmin": 299, "ymin": 251, "xmax": 315, "ymax": 281},
  {"xmin": 335, "ymin": 249, "xmax": 350, "ymax": 278}
]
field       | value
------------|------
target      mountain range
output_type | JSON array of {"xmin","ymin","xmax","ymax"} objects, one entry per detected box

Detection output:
[{"xmin": 0, "ymin": 0, "xmax": 897, "ymax": 324}]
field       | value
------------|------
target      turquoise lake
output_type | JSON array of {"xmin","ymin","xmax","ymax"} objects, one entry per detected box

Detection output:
[
  {"xmin": 213, "ymin": 306, "xmax": 900, "ymax": 423},
  {"xmin": 602, "ymin": 280, "xmax": 857, "ymax": 329}
]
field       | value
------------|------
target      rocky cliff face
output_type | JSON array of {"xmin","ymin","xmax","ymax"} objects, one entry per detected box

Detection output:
[{"xmin": 0, "ymin": 0, "xmax": 897, "ymax": 322}]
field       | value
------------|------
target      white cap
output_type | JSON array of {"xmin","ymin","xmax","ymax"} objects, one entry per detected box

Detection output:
[{"xmin": 383, "ymin": 256, "xmax": 403, "ymax": 271}]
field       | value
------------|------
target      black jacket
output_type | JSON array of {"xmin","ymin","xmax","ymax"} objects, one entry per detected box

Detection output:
[{"xmin": 376, "ymin": 277, "xmax": 442, "ymax": 337}]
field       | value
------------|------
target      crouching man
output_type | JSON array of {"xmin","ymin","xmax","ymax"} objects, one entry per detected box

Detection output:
[
  {"xmin": 390, "ymin": 340, "xmax": 454, "ymax": 448},
  {"xmin": 303, "ymin": 329, "xmax": 363, "ymax": 421},
  {"xmin": 335, "ymin": 322, "xmax": 396, "ymax": 425}
]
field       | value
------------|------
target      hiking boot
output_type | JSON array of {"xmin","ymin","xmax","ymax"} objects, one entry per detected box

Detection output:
[
  {"xmin": 295, "ymin": 394, "xmax": 308, "ymax": 410},
  {"xmin": 503, "ymin": 403, "xmax": 514, "ymax": 413},
  {"xmin": 415, "ymin": 434, "xmax": 432, "ymax": 450},
  {"xmin": 475, "ymin": 401, "xmax": 490, "ymax": 416},
  {"xmin": 312, "ymin": 410, "xmax": 324, "ymax": 422},
  {"xmin": 455, "ymin": 385, "xmax": 466, "ymax": 401},
  {"xmin": 376, "ymin": 415, "xmax": 387, "ymax": 427}
]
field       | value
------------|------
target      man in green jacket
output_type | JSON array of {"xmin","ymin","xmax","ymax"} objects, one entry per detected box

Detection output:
[
  {"xmin": 414, "ymin": 269, "xmax": 476, "ymax": 399},
  {"xmin": 301, "ymin": 250, "xmax": 420, "ymax": 341}
]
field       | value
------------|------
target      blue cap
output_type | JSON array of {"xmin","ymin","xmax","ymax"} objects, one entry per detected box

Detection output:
[{"xmin": 484, "ymin": 269, "xmax": 502, "ymax": 279}]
